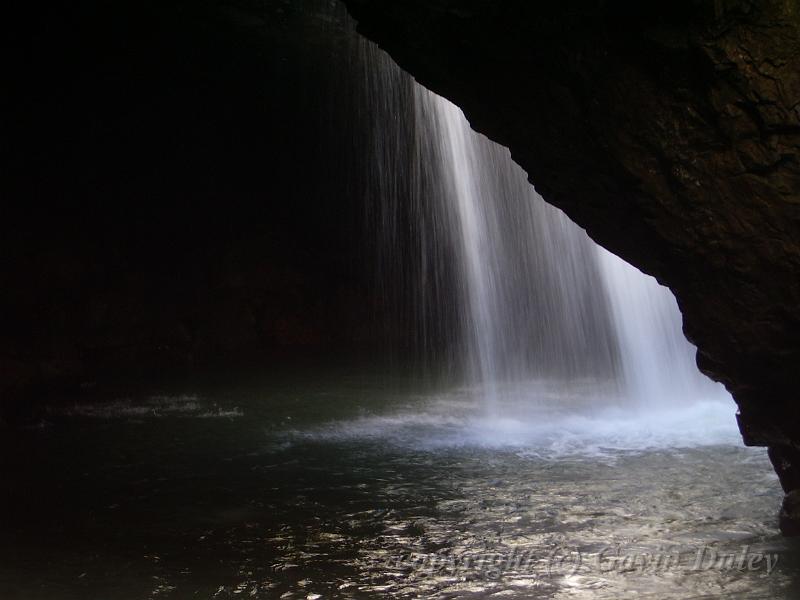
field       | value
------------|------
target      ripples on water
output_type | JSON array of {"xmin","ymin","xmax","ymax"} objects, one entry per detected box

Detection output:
[{"xmin": 1, "ymin": 377, "xmax": 797, "ymax": 599}]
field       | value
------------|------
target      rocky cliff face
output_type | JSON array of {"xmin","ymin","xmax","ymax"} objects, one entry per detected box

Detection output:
[{"xmin": 341, "ymin": 0, "xmax": 800, "ymax": 531}]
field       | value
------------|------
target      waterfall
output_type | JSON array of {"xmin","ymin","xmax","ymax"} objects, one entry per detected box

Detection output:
[
  {"xmin": 413, "ymin": 90, "xmax": 620, "ymax": 409},
  {"xmin": 357, "ymin": 38, "xmax": 726, "ymax": 412},
  {"xmin": 596, "ymin": 249, "xmax": 724, "ymax": 408}
]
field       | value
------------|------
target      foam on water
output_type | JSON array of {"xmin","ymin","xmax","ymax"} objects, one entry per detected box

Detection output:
[{"xmin": 278, "ymin": 383, "xmax": 740, "ymax": 458}]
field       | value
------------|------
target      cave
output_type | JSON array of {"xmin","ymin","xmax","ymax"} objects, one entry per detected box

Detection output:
[{"xmin": 4, "ymin": 0, "xmax": 800, "ymax": 597}]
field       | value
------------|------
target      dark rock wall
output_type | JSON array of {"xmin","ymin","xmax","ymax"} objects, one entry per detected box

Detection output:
[
  {"xmin": 340, "ymin": 0, "xmax": 800, "ymax": 528},
  {"xmin": 4, "ymin": 1, "xmax": 389, "ymax": 419}
]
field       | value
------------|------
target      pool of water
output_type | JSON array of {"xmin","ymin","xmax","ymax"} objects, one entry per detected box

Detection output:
[{"xmin": 1, "ymin": 371, "xmax": 797, "ymax": 599}]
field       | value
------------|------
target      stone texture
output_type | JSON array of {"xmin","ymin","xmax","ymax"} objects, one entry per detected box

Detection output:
[
  {"xmin": 780, "ymin": 490, "xmax": 800, "ymax": 536},
  {"xmin": 341, "ymin": 0, "xmax": 800, "ymax": 530}
]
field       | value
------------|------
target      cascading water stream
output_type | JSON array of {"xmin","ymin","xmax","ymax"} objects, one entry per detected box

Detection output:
[
  {"xmin": 358, "ymin": 35, "xmax": 727, "ymax": 418},
  {"xmin": 407, "ymin": 91, "xmax": 621, "ymax": 386},
  {"xmin": 421, "ymin": 97, "xmax": 504, "ymax": 410},
  {"xmin": 423, "ymin": 88, "xmax": 725, "ymax": 411},
  {"xmin": 596, "ymin": 248, "xmax": 724, "ymax": 408}
]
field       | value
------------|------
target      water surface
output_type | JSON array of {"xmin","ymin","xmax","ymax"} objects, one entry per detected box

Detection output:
[{"xmin": 1, "ymin": 372, "xmax": 796, "ymax": 599}]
